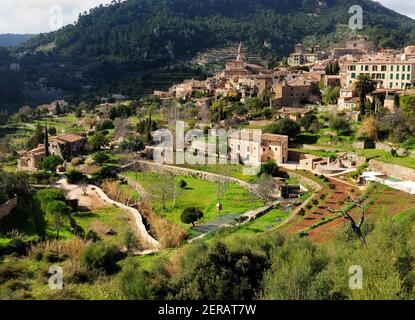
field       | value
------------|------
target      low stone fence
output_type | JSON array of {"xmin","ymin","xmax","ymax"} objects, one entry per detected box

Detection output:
[
  {"xmin": 121, "ymin": 161, "xmax": 256, "ymax": 193},
  {"xmin": 92, "ymin": 186, "xmax": 161, "ymax": 250},
  {"xmin": 286, "ymin": 171, "xmax": 323, "ymax": 192},
  {"xmin": 369, "ymin": 159, "xmax": 415, "ymax": 181},
  {"xmin": 0, "ymin": 197, "xmax": 18, "ymax": 221}
]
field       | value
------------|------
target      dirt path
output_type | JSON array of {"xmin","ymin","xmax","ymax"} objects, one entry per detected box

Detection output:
[{"xmin": 55, "ymin": 178, "xmax": 161, "ymax": 251}]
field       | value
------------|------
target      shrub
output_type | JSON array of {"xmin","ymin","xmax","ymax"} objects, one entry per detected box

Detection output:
[
  {"xmin": 259, "ymin": 160, "xmax": 279, "ymax": 177},
  {"xmin": 92, "ymin": 151, "xmax": 110, "ymax": 164},
  {"xmin": 80, "ymin": 242, "xmax": 123, "ymax": 274},
  {"xmin": 65, "ymin": 169, "xmax": 86, "ymax": 184},
  {"xmin": 96, "ymin": 119, "xmax": 114, "ymax": 131},
  {"xmin": 120, "ymin": 136, "xmax": 146, "ymax": 152},
  {"xmin": 179, "ymin": 179, "xmax": 187, "ymax": 189},
  {"xmin": 48, "ymin": 127, "xmax": 57, "ymax": 136},
  {"xmin": 319, "ymin": 194, "xmax": 326, "ymax": 200},
  {"xmin": 306, "ymin": 204, "xmax": 313, "ymax": 210},
  {"xmin": 298, "ymin": 208, "xmax": 306, "ymax": 216},
  {"xmin": 42, "ymin": 155, "xmax": 63, "ymax": 172},
  {"xmin": 71, "ymin": 157, "xmax": 84, "ymax": 167},
  {"xmin": 181, "ymin": 207, "xmax": 203, "ymax": 227},
  {"xmin": 312, "ymin": 199, "xmax": 319, "ymax": 206},
  {"xmin": 123, "ymin": 229, "xmax": 142, "ymax": 252},
  {"xmin": 328, "ymin": 184, "xmax": 336, "ymax": 190}
]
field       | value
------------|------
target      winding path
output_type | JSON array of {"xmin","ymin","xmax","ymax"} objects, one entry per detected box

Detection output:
[{"xmin": 55, "ymin": 178, "xmax": 161, "ymax": 251}]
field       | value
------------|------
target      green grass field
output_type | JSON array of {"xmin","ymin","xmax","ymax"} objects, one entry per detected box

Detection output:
[
  {"xmin": 235, "ymin": 208, "xmax": 288, "ymax": 234},
  {"xmin": 178, "ymin": 164, "xmax": 259, "ymax": 183},
  {"xmin": 123, "ymin": 171, "xmax": 263, "ymax": 229}
]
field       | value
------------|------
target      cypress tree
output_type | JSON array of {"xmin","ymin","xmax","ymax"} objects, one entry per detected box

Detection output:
[{"xmin": 44, "ymin": 126, "xmax": 50, "ymax": 156}]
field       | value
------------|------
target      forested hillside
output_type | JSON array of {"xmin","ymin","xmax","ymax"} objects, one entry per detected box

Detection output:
[
  {"xmin": 1, "ymin": 0, "xmax": 415, "ymax": 110},
  {"xmin": 0, "ymin": 34, "xmax": 34, "ymax": 47}
]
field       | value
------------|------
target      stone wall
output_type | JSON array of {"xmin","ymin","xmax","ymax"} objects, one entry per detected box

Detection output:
[
  {"xmin": 375, "ymin": 142, "xmax": 415, "ymax": 158},
  {"xmin": 0, "ymin": 197, "xmax": 18, "ymax": 221},
  {"xmin": 286, "ymin": 171, "xmax": 323, "ymax": 192},
  {"xmin": 121, "ymin": 161, "xmax": 256, "ymax": 192},
  {"xmin": 369, "ymin": 159, "xmax": 415, "ymax": 181}
]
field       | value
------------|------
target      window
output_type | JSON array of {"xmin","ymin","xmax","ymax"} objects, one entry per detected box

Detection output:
[
  {"xmin": 390, "ymin": 82, "xmax": 393, "ymax": 88},
  {"xmin": 246, "ymin": 154, "xmax": 250, "ymax": 161},
  {"xmin": 397, "ymin": 65, "xmax": 400, "ymax": 72},
  {"xmin": 390, "ymin": 65, "xmax": 394, "ymax": 72},
  {"xmin": 403, "ymin": 66, "xmax": 406, "ymax": 72},
  {"xmin": 247, "ymin": 146, "xmax": 250, "ymax": 153},
  {"xmin": 408, "ymin": 65, "xmax": 411, "ymax": 72},
  {"xmin": 351, "ymin": 73, "xmax": 356, "ymax": 79},
  {"xmin": 396, "ymin": 74, "xmax": 399, "ymax": 80},
  {"xmin": 372, "ymin": 65, "xmax": 378, "ymax": 71},
  {"xmin": 237, "ymin": 144, "xmax": 240, "ymax": 151},
  {"xmin": 350, "ymin": 65, "xmax": 356, "ymax": 71},
  {"xmin": 382, "ymin": 73, "xmax": 385, "ymax": 80},
  {"xmin": 408, "ymin": 74, "xmax": 411, "ymax": 81},
  {"xmin": 381, "ymin": 65, "xmax": 387, "ymax": 72},
  {"xmin": 390, "ymin": 74, "xmax": 393, "ymax": 80},
  {"xmin": 365, "ymin": 65, "xmax": 369, "ymax": 71},
  {"xmin": 360, "ymin": 65, "xmax": 364, "ymax": 71}
]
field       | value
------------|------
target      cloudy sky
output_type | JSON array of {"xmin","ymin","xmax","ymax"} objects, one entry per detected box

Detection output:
[{"xmin": 0, "ymin": 0, "xmax": 414, "ymax": 34}]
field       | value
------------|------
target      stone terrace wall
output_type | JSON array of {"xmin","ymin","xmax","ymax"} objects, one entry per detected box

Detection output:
[
  {"xmin": 0, "ymin": 197, "xmax": 18, "ymax": 221},
  {"xmin": 286, "ymin": 171, "xmax": 323, "ymax": 192},
  {"xmin": 369, "ymin": 159, "xmax": 415, "ymax": 181},
  {"xmin": 121, "ymin": 161, "xmax": 256, "ymax": 192}
]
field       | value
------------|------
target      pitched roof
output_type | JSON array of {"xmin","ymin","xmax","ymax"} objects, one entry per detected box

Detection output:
[{"xmin": 56, "ymin": 133, "xmax": 85, "ymax": 143}]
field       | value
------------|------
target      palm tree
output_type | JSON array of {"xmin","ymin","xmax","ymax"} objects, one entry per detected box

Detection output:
[{"xmin": 354, "ymin": 74, "xmax": 377, "ymax": 116}]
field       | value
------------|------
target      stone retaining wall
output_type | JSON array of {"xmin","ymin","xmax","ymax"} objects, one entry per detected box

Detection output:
[
  {"xmin": 369, "ymin": 159, "xmax": 415, "ymax": 181},
  {"xmin": 286, "ymin": 171, "xmax": 323, "ymax": 192},
  {"xmin": 121, "ymin": 161, "xmax": 256, "ymax": 192}
]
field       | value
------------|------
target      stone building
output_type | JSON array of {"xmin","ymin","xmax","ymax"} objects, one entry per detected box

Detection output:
[
  {"xmin": 18, "ymin": 133, "xmax": 86, "ymax": 171},
  {"xmin": 272, "ymin": 78, "xmax": 320, "ymax": 107},
  {"xmin": 228, "ymin": 130, "xmax": 289, "ymax": 166}
]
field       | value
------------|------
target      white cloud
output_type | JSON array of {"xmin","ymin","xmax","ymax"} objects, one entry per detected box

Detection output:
[{"xmin": 0, "ymin": 0, "xmax": 114, "ymax": 34}]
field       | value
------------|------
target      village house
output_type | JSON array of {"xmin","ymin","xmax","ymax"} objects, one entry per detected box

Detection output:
[
  {"xmin": 228, "ymin": 130, "xmax": 289, "ymax": 166},
  {"xmin": 220, "ymin": 43, "xmax": 266, "ymax": 78},
  {"xmin": 342, "ymin": 52, "xmax": 415, "ymax": 89},
  {"xmin": 272, "ymin": 78, "xmax": 320, "ymax": 107},
  {"xmin": 18, "ymin": 133, "xmax": 86, "ymax": 171},
  {"xmin": 287, "ymin": 44, "xmax": 326, "ymax": 67},
  {"xmin": 330, "ymin": 35, "xmax": 374, "ymax": 59}
]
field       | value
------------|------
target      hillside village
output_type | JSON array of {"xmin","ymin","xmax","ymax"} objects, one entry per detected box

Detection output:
[{"xmin": 3, "ymin": 31, "xmax": 415, "ymax": 300}]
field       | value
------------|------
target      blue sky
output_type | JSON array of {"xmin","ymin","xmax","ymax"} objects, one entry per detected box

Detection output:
[{"xmin": 0, "ymin": 0, "xmax": 414, "ymax": 34}]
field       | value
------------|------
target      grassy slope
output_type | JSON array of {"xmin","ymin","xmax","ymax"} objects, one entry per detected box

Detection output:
[{"xmin": 123, "ymin": 171, "xmax": 262, "ymax": 229}]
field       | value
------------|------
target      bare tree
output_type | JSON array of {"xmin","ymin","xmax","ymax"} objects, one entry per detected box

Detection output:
[
  {"xmin": 216, "ymin": 166, "xmax": 230, "ymax": 211},
  {"xmin": 329, "ymin": 194, "xmax": 367, "ymax": 246},
  {"xmin": 80, "ymin": 179, "xmax": 89, "ymax": 196},
  {"xmin": 113, "ymin": 118, "xmax": 131, "ymax": 141},
  {"xmin": 150, "ymin": 174, "xmax": 175, "ymax": 210},
  {"xmin": 256, "ymin": 175, "xmax": 277, "ymax": 204}
]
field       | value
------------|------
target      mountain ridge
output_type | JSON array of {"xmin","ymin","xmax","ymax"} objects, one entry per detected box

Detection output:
[{"xmin": 1, "ymin": 0, "xmax": 415, "ymax": 111}]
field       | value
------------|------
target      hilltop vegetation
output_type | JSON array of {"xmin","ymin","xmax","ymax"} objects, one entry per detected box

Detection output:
[{"xmin": 2, "ymin": 0, "xmax": 415, "ymax": 110}]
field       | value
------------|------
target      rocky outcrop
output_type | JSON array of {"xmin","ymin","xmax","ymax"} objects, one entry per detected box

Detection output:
[{"xmin": 0, "ymin": 197, "xmax": 17, "ymax": 221}]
